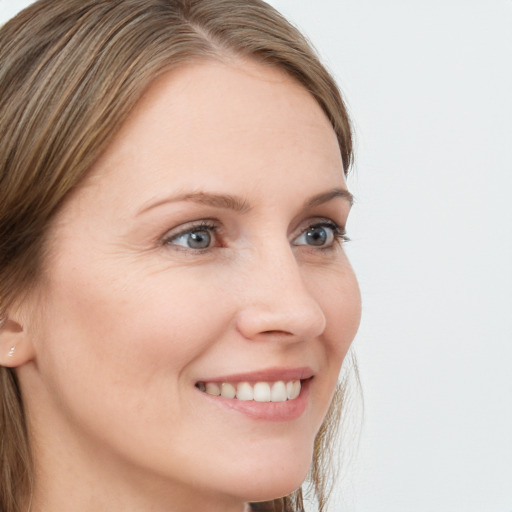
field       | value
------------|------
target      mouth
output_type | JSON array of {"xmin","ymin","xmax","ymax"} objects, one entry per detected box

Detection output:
[
  {"xmin": 194, "ymin": 366, "xmax": 314, "ymax": 404},
  {"xmin": 195, "ymin": 378, "xmax": 310, "ymax": 402},
  {"xmin": 194, "ymin": 368, "xmax": 314, "ymax": 421}
]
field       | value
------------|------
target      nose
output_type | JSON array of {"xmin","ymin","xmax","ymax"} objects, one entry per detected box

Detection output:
[{"xmin": 234, "ymin": 244, "xmax": 327, "ymax": 342}]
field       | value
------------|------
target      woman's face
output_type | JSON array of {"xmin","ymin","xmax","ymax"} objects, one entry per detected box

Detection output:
[{"xmin": 20, "ymin": 59, "xmax": 361, "ymax": 508}]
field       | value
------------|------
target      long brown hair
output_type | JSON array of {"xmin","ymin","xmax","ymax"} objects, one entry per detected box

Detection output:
[{"xmin": 0, "ymin": 1, "xmax": 355, "ymax": 511}]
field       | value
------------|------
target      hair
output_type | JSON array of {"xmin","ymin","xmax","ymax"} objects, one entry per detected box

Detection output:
[{"xmin": 0, "ymin": 1, "xmax": 355, "ymax": 511}]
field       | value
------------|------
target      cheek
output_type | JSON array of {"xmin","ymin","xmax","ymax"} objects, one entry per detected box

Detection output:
[
  {"xmin": 309, "ymin": 262, "xmax": 361, "ymax": 359},
  {"xmin": 304, "ymin": 262, "xmax": 361, "ymax": 420},
  {"xmin": 30, "ymin": 260, "xmax": 236, "ymax": 465},
  {"xmin": 36, "ymin": 257, "xmax": 233, "ymax": 399}
]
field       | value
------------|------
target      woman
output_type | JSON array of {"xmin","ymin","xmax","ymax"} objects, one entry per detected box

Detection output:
[{"xmin": 0, "ymin": 1, "xmax": 361, "ymax": 511}]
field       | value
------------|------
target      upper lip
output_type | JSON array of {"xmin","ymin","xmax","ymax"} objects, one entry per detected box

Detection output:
[{"xmin": 196, "ymin": 366, "xmax": 315, "ymax": 384}]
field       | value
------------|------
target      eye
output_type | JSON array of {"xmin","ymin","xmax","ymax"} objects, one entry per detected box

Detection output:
[
  {"xmin": 164, "ymin": 222, "xmax": 218, "ymax": 250},
  {"xmin": 293, "ymin": 221, "xmax": 346, "ymax": 248}
]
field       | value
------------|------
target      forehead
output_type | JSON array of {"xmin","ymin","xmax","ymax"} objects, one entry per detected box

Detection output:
[{"xmin": 72, "ymin": 58, "xmax": 344, "ymax": 217}]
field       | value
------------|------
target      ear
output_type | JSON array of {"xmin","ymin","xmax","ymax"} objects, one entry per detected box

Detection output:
[{"xmin": 0, "ymin": 314, "xmax": 36, "ymax": 368}]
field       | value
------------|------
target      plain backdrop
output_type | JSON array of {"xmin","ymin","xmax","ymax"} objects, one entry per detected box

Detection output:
[{"xmin": 1, "ymin": 1, "xmax": 511, "ymax": 511}]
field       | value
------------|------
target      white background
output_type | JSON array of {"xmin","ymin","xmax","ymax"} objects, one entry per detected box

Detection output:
[{"xmin": 2, "ymin": 1, "xmax": 511, "ymax": 511}]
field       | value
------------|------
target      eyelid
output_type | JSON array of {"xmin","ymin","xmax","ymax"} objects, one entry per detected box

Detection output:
[
  {"xmin": 292, "ymin": 218, "xmax": 349, "ymax": 247},
  {"xmin": 158, "ymin": 216, "xmax": 348, "ymax": 254},
  {"xmin": 161, "ymin": 220, "xmax": 220, "ymax": 250},
  {"xmin": 296, "ymin": 217, "xmax": 346, "ymax": 237}
]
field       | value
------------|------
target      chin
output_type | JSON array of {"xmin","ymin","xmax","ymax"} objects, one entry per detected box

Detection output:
[
  {"xmin": 242, "ymin": 476, "xmax": 308, "ymax": 504},
  {"xmin": 226, "ymin": 445, "xmax": 313, "ymax": 503}
]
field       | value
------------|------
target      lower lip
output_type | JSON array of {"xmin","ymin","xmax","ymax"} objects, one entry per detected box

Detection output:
[{"xmin": 197, "ymin": 379, "xmax": 311, "ymax": 422}]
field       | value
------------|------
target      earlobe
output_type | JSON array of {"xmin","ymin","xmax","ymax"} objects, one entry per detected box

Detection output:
[{"xmin": 0, "ymin": 315, "xmax": 36, "ymax": 368}]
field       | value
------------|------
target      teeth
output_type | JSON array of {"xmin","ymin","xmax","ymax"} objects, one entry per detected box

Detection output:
[
  {"xmin": 200, "ymin": 379, "xmax": 302, "ymax": 402},
  {"xmin": 205, "ymin": 383, "xmax": 220, "ymax": 396},
  {"xmin": 287, "ymin": 380, "xmax": 301, "ymax": 400},
  {"xmin": 221, "ymin": 382, "xmax": 236, "ymax": 399},
  {"xmin": 236, "ymin": 382, "xmax": 254, "ymax": 401},
  {"xmin": 253, "ymin": 382, "xmax": 271, "ymax": 402},
  {"xmin": 271, "ymin": 381, "xmax": 287, "ymax": 402}
]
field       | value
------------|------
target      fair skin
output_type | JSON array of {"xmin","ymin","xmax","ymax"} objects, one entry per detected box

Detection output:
[{"xmin": 9, "ymin": 58, "xmax": 360, "ymax": 512}]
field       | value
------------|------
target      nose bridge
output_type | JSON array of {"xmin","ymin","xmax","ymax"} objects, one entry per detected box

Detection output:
[{"xmin": 235, "ymin": 239, "xmax": 326, "ymax": 341}]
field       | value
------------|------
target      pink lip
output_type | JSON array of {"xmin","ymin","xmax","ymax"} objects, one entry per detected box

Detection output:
[
  {"xmin": 196, "ymin": 366, "xmax": 314, "ymax": 384},
  {"xmin": 195, "ymin": 367, "xmax": 314, "ymax": 422}
]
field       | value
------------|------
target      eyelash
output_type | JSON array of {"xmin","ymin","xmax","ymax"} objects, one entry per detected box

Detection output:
[
  {"xmin": 162, "ymin": 219, "xmax": 349, "ymax": 253},
  {"xmin": 295, "ymin": 221, "xmax": 350, "ymax": 250},
  {"xmin": 162, "ymin": 221, "xmax": 220, "ymax": 253}
]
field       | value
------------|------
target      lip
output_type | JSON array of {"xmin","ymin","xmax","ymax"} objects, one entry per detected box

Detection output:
[
  {"xmin": 194, "ymin": 367, "xmax": 314, "ymax": 422},
  {"xmin": 195, "ymin": 366, "xmax": 314, "ymax": 385}
]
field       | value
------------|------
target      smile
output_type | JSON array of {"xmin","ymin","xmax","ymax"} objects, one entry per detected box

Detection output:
[{"xmin": 195, "ymin": 380, "xmax": 302, "ymax": 402}]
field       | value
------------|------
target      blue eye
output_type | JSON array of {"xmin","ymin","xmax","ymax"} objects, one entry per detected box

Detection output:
[
  {"xmin": 293, "ymin": 222, "xmax": 345, "ymax": 248},
  {"xmin": 166, "ymin": 223, "xmax": 217, "ymax": 250}
]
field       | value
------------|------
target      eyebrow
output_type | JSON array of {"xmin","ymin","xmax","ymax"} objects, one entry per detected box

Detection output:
[
  {"xmin": 137, "ymin": 191, "xmax": 251, "ymax": 216},
  {"xmin": 137, "ymin": 187, "xmax": 353, "ymax": 216},
  {"xmin": 305, "ymin": 188, "xmax": 354, "ymax": 208}
]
